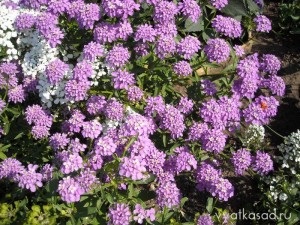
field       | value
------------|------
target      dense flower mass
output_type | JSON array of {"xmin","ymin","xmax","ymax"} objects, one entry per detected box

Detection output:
[
  {"xmin": 0, "ymin": 0, "xmax": 283, "ymax": 224},
  {"xmin": 254, "ymin": 15, "xmax": 272, "ymax": 32},
  {"xmin": 204, "ymin": 38, "xmax": 230, "ymax": 63},
  {"xmin": 212, "ymin": 15, "xmax": 242, "ymax": 38}
]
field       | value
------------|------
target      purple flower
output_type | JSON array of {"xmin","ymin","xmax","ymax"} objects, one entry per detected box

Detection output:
[
  {"xmin": 0, "ymin": 158, "xmax": 25, "ymax": 181},
  {"xmin": 83, "ymin": 42, "xmax": 105, "ymax": 62},
  {"xmin": 31, "ymin": 125, "xmax": 50, "ymax": 139},
  {"xmin": 243, "ymin": 96, "xmax": 279, "ymax": 125},
  {"xmin": 153, "ymin": 1, "xmax": 178, "ymax": 24},
  {"xmin": 102, "ymin": 0, "xmax": 140, "ymax": 19},
  {"xmin": 197, "ymin": 214, "xmax": 214, "ymax": 225},
  {"xmin": 8, "ymin": 85, "xmax": 26, "ymax": 103},
  {"xmin": 14, "ymin": 13, "xmax": 36, "ymax": 31},
  {"xmin": 119, "ymin": 156, "xmax": 147, "ymax": 180},
  {"xmin": 260, "ymin": 54, "xmax": 281, "ymax": 75},
  {"xmin": 252, "ymin": 151, "xmax": 273, "ymax": 175},
  {"xmin": 201, "ymin": 79, "xmax": 217, "ymax": 95},
  {"xmin": 93, "ymin": 136, "xmax": 117, "ymax": 156},
  {"xmin": 176, "ymin": 97, "xmax": 194, "ymax": 114},
  {"xmin": 261, "ymin": 75, "xmax": 285, "ymax": 96},
  {"xmin": 108, "ymin": 203, "xmax": 131, "ymax": 225},
  {"xmin": 45, "ymin": 59, "xmax": 69, "ymax": 85},
  {"xmin": 0, "ymin": 62, "xmax": 19, "ymax": 88},
  {"xmin": 73, "ymin": 60, "xmax": 93, "ymax": 80},
  {"xmin": 144, "ymin": 96, "xmax": 165, "ymax": 116},
  {"xmin": 94, "ymin": 22, "xmax": 118, "ymax": 44},
  {"xmin": 175, "ymin": 149, "xmax": 197, "ymax": 173},
  {"xmin": 237, "ymin": 55, "xmax": 259, "ymax": 79},
  {"xmin": 89, "ymin": 154, "xmax": 103, "ymax": 170},
  {"xmin": 58, "ymin": 151, "xmax": 83, "ymax": 174},
  {"xmin": 47, "ymin": 0, "xmax": 70, "ymax": 15},
  {"xmin": 86, "ymin": 95, "xmax": 107, "ymax": 115},
  {"xmin": 65, "ymin": 109, "xmax": 85, "ymax": 133},
  {"xmin": 134, "ymin": 24, "xmax": 157, "ymax": 43},
  {"xmin": 210, "ymin": 0, "xmax": 228, "ymax": 10},
  {"xmin": 40, "ymin": 164, "xmax": 53, "ymax": 182},
  {"xmin": 81, "ymin": 120, "xmax": 102, "ymax": 139},
  {"xmin": 18, "ymin": 164, "xmax": 43, "ymax": 192},
  {"xmin": 68, "ymin": 138, "xmax": 87, "ymax": 153},
  {"xmin": 156, "ymin": 181, "xmax": 181, "ymax": 208},
  {"xmin": 173, "ymin": 61, "xmax": 193, "ymax": 76},
  {"xmin": 254, "ymin": 15, "xmax": 272, "ymax": 32},
  {"xmin": 201, "ymin": 128, "xmax": 227, "ymax": 153},
  {"xmin": 112, "ymin": 69, "xmax": 135, "ymax": 90},
  {"xmin": 212, "ymin": 15, "xmax": 242, "ymax": 38},
  {"xmin": 106, "ymin": 45, "xmax": 130, "ymax": 68},
  {"xmin": 133, "ymin": 205, "xmax": 155, "ymax": 224},
  {"xmin": 127, "ymin": 86, "xmax": 143, "ymax": 102},
  {"xmin": 233, "ymin": 77, "xmax": 259, "ymax": 99},
  {"xmin": 25, "ymin": 105, "xmax": 53, "ymax": 127},
  {"xmin": 49, "ymin": 133, "xmax": 70, "ymax": 150},
  {"xmin": 234, "ymin": 45, "xmax": 245, "ymax": 57},
  {"xmin": 76, "ymin": 3, "xmax": 100, "ymax": 29},
  {"xmin": 58, "ymin": 176, "xmax": 84, "ymax": 203},
  {"xmin": 155, "ymin": 36, "xmax": 176, "ymax": 59},
  {"xmin": 76, "ymin": 169, "xmax": 98, "ymax": 193},
  {"xmin": 134, "ymin": 42, "xmax": 149, "ymax": 56},
  {"xmin": 116, "ymin": 20, "xmax": 133, "ymax": 40},
  {"xmin": 104, "ymin": 98, "xmax": 124, "ymax": 121},
  {"xmin": 204, "ymin": 38, "xmax": 230, "ymax": 63},
  {"xmin": 65, "ymin": 79, "xmax": 90, "ymax": 101},
  {"xmin": 159, "ymin": 104, "xmax": 186, "ymax": 139},
  {"xmin": 177, "ymin": 35, "xmax": 201, "ymax": 59},
  {"xmin": 178, "ymin": 0, "xmax": 201, "ymax": 23},
  {"xmin": 188, "ymin": 122, "xmax": 209, "ymax": 141},
  {"xmin": 231, "ymin": 148, "xmax": 252, "ymax": 175},
  {"xmin": 212, "ymin": 178, "xmax": 234, "ymax": 201},
  {"xmin": 119, "ymin": 114, "xmax": 156, "ymax": 137},
  {"xmin": 155, "ymin": 22, "xmax": 178, "ymax": 37}
]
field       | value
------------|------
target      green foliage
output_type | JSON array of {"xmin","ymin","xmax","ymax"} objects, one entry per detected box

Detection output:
[{"xmin": 278, "ymin": 0, "xmax": 300, "ymax": 34}]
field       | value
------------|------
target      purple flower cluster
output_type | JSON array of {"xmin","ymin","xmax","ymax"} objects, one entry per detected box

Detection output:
[
  {"xmin": 260, "ymin": 54, "xmax": 281, "ymax": 75},
  {"xmin": 102, "ymin": 0, "xmax": 140, "ymax": 19},
  {"xmin": 261, "ymin": 75, "xmax": 285, "ymax": 96},
  {"xmin": 252, "ymin": 151, "xmax": 273, "ymax": 175},
  {"xmin": 36, "ymin": 12, "xmax": 64, "ymax": 47},
  {"xmin": 108, "ymin": 203, "xmax": 131, "ymax": 225},
  {"xmin": 14, "ymin": 13, "xmax": 36, "ymax": 31},
  {"xmin": 212, "ymin": 15, "xmax": 242, "ymax": 38},
  {"xmin": 176, "ymin": 97, "xmax": 194, "ymax": 114},
  {"xmin": 159, "ymin": 104, "xmax": 185, "ymax": 139},
  {"xmin": 133, "ymin": 204, "xmax": 155, "ymax": 224},
  {"xmin": 83, "ymin": 41, "xmax": 105, "ymax": 62},
  {"xmin": 201, "ymin": 79, "xmax": 217, "ymax": 95},
  {"xmin": 178, "ymin": 0, "xmax": 201, "ymax": 23},
  {"xmin": 231, "ymin": 148, "xmax": 252, "ymax": 175},
  {"xmin": 177, "ymin": 35, "xmax": 201, "ymax": 59},
  {"xmin": 106, "ymin": 45, "xmax": 131, "ymax": 68},
  {"xmin": 210, "ymin": 0, "xmax": 228, "ymax": 10},
  {"xmin": 204, "ymin": 38, "xmax": 230, "ymax": 63},
  {"xmin": 173, "ymin": 61, "xmax": 193, "ymax": 76},
  {"xmin": 156, "ymin": 180, "xmax": 181, "ymax": 208},
  {"xmin": 25, "ymin": 105, "xmax": 53, "ymax": 139},
  {"xmin": 0, "ymin": 158, "xmax": 43, "ymax": 192},
  {"xmin": 254, "ymin": 15, "xmax": 272, "ymax": 32},
  {"xmin": 45, "ymin": 59, "xmax": 69, "ymax": 85},
  {"xmin": 197, "ymin": 214, "xmax": 214, "ymax": 225},
  {"xmin": 112, "ymin": 70, "xmax": 135, "ymax": 90},
  {"xmin": 196, "ymin": 162, "xmax": 234, "ymax": 201},
  {"xmin": 243, "ymin": 96, "xmax": 279, "ymax": 125}
]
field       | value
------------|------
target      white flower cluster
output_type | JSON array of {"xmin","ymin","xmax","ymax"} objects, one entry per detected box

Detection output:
[
  {"xmin": 262, "ymin": 130, "xmax": 300, "ymax": 204},
  {"xmin": 0, "ymin": 4, "xmax": 19, "ymax": 61},
  {"xmin": 277, "ymin": 130, "xmax": 300, "ymax": 173},
  {"xmin": 242, "ymin": 124, "xmax": 265, "ymax": 148}
]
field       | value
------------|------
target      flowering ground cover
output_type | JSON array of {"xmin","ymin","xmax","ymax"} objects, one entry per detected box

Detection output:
[{"xmin": 0, "ymin": 0, "xmax": 298, "ymax": 224}]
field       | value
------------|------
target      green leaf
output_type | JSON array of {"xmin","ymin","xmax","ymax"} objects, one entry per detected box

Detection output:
[
  {"xmin": 0, "ymin": 151, "xmax": 6, "ymax": 160},
  {"xmin": 206, "ymin": 197, "xmax": 214, "ymax": 213},
  {"xmin": 184, "ymin": 17, "xmax": 204, "ymax": 32},
  {"xmin": 222, "ymin": 0, "xmax": 249, "ymax": 17}
]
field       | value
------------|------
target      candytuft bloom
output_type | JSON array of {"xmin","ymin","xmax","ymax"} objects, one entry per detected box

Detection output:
[
  {"xmin": 254, "ymin": 15, "xmax": 272, "ymax": 32},
  {"xmin": 108, "ymin": 203, "xmax": 131, "ymax": 225},
  {"xmin": 204, "ymin": 38, "xmax": 230, "ymax": 63}
]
